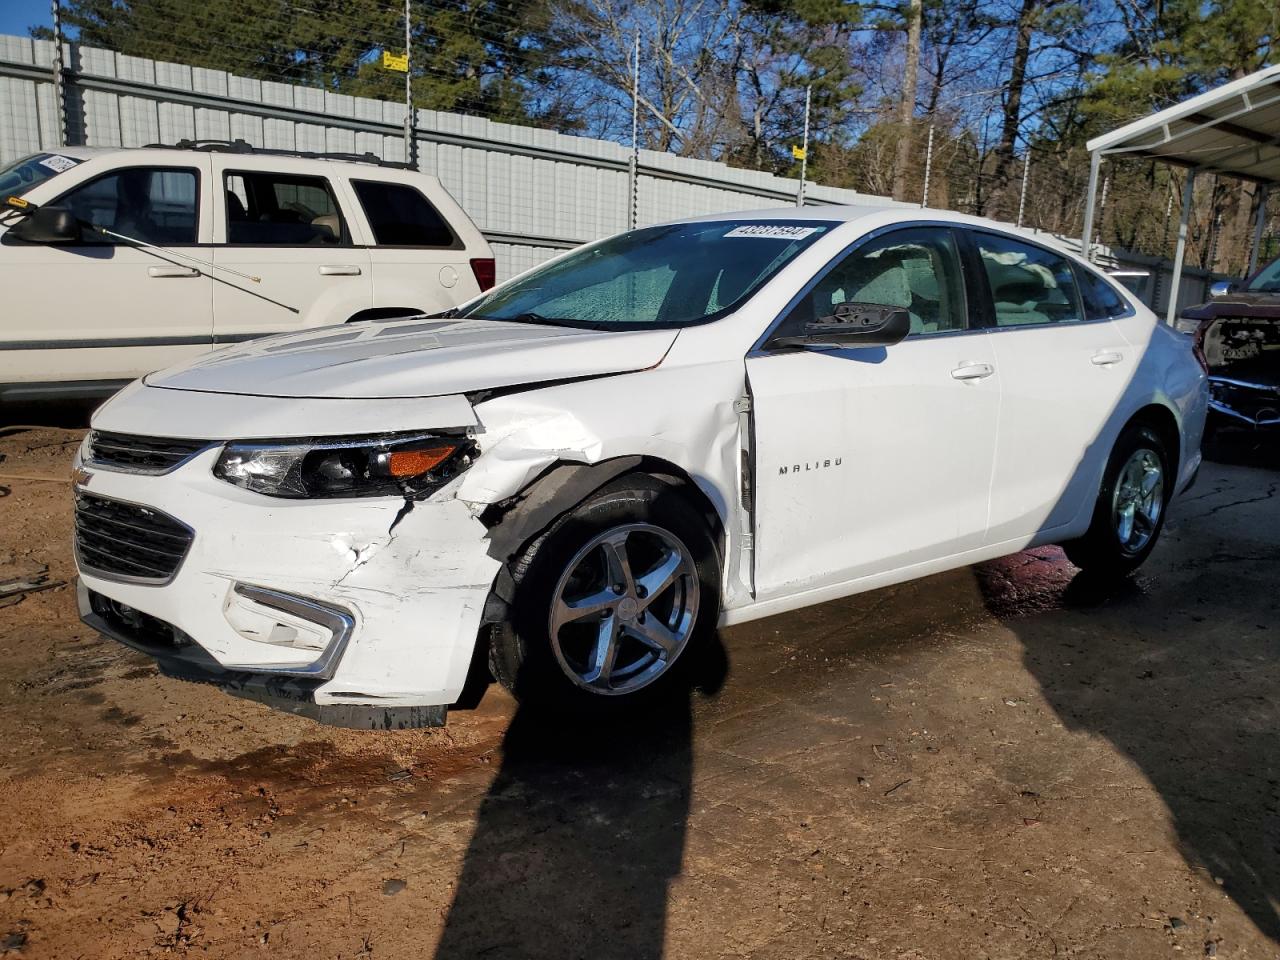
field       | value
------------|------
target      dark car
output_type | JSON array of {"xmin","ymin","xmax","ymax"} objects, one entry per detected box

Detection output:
[{"xmin": 1185, "ymin": 254, "xmax": 1280, "ymax": 431}]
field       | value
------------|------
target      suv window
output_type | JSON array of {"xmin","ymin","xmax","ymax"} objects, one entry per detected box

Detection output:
[
  {"xmin": 351, "ymin": 180, "xmax": 456, "ymax": 247},
  {"xmin": 57, "ymin": 167, "xmax": 198, "ymax": 245},
  {"xmin": 974, "ymin": 232, "xmax": 1083, "ymax": 326},
  {"xmin": 782, "ymin": 226, "xmax": 967, "ymax": 337},
  {"xmin": 1075, "ymin": 264, "xmax": 1130, "ymax": 320},
  {"xmin": 225, "ymin": 172, "xmax": 345, "ymax": 246}
]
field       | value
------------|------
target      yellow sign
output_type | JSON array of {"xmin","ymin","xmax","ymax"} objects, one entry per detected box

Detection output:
[
  {"xmin": 791, "ymin": 145, "xmax": 806, "ymax": 160},
  {"xmin": 382, "ymin": 51, "xmax": 409, "ymax": 72}
]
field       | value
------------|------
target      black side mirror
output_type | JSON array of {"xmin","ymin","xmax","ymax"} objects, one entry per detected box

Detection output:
[
  {"xmin": 9, "ymin": 205, "xmax": 80, "ymax": 244},
  {"xmin": 773, "ymin": 301, "xmax": 912, "ymax": 350}
]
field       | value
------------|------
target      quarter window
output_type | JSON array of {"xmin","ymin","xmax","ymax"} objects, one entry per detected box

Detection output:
[
  {"xmin": 57, "ymin": 167, "xmax": 198, "ymax": 245},
  {"xmin": 351, "ymin": 180, "xmax": 456, "ymax": 247},
  {"xmin": 224, "ymin": 172, "xmax": 346, "ymax": 245},
  {"xmin": 974, "ymin": 232, "xmax": 1083, "ymax": 326},
  {"xmin": 1075, "ymin": 265, "xmax": 1130, "ymax": 320},
  {"xmin": 783, "ymin": 226, "xmax": 967, "ymax": 337}
]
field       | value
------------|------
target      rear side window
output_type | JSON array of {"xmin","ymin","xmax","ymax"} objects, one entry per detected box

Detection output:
[
  {"xmin": 225, "ymin": 171, "xmax": 346, "ymax": 245},
  {"xmin": 351, "ymin": 180, "xmax": 457, "ymax": 247},
  {"xmin": 56, "ymin": 167, "xmax": 198, "ymax": 245},
  {"xmin": 1075, "ymin": 265, "xmax": 1130, "ymax": 320},
  {"xmin": 973, "ymin": 232, "xmax": 1083, "ymax": 326}
]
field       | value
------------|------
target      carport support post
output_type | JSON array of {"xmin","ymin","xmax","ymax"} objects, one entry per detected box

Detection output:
[
  {"xmin": 50, "ymin": 0, "xmax": 68, "ymax": 146},
  {"xmin": 1079, "ymin": 151, "xmax": 1101, "ymax": 262},
  {"xmin": 1248, "ymin": 184, "xmax": 1270, "ymax": 275},
  {"xmin": 1166, "ymin": 170, "xmax": 1197, "ymax": 326}
]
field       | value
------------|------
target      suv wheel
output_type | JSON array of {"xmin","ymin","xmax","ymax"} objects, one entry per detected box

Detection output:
[
  {"xmin": 1062, "ymin": 423, "xmax": 1171, "ymax": 578},
  {"xmin": 488, "ymin": 474, "xmax": 721, "ymax": 712}
]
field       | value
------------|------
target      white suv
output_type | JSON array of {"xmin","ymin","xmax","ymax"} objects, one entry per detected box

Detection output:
[{"xmin": 0, "ymin": 142, "xmax": 493, "ymax": 402}]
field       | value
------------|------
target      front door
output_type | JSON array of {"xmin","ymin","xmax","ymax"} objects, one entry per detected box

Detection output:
[
  {"xmin": 0, "ymin": 161, "xmax": 213, "ymax": 391},
  {"xmin": 746, "ymin": 225, "xmax": 1000, "ymax": 601}
]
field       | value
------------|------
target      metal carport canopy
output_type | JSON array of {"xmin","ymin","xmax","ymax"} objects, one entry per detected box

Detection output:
[{"xmin": 1079, "ymin": 63, "xmax": 1280, "ymax": 323}]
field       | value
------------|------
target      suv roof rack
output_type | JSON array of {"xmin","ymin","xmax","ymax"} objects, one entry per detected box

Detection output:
[{"xmin": 143, "ymin": 139, "xmax": 412, "ymax": 169}]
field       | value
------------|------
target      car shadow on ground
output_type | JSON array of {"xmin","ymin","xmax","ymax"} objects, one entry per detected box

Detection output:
[
  {"xmin": 433, "ymin": 633, "xmax": 729, "ymax": 960},
  {"xmin": 986, "ymin": 438, "xmax": 1280, "ymax": 945}
]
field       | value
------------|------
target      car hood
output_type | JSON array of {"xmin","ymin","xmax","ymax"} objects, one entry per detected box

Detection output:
[
  {"xmin": 145, "ymin": 317, "xmax": 679, "ymax": 400},
  {"xmin": 1183, "ymin": 291, "xmax": 1280, "ymax": 321}
]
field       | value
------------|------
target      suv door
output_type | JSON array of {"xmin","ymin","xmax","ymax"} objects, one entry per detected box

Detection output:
[
  {"xmin": 745, "ymin": 225, "xmax": 1000, "ymax": 600},
  {"xmin": 210, "ymin": 164, "xmax": 371, "ymax": 342},
  {"xmin": 965, "ymin": 229, "xmax": 1135, "ymax": 543},
  {"xmin": 0, "ymin": 160, "xmax": 213, "ymax": 394}
]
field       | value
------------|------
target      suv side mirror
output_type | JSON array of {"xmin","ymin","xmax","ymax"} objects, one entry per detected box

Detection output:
[
  {"xmin": 773, "ymin": 302, "xmax": 912, "ymax": 350},
  {"xmin": 9, "ymin": 205, "xmax": 80, "ymax": 244},
  {"xmin": 1209, "ymin": 280, "xmax": 1239, "ymax": 298}
]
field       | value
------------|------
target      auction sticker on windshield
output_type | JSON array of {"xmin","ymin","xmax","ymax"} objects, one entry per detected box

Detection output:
[
  {"xmin": 724, "ymin": 225, "xmax": 819, "ymax": 240},
  {"xmin": 39, "ymin": 155, "xmax": 79, "ymax": 173}
]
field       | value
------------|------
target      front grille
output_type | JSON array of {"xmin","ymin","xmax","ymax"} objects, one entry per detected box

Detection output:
[
  {"xmin": 74, "ymin": 492, "xmax": 194, "ymax": 583},
  {"xmin": 87, "ymin": 431, "xmax": 211, "ymax": 474}
]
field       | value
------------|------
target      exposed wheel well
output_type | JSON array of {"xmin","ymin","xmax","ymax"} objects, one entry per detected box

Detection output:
[
  {"xmin": 346, "ymin": 307, "xmax": 425, "ymax": 324},
  {"xmin": 1126, "ymin": 403, "xmax": 1181, "ymax": 476}
]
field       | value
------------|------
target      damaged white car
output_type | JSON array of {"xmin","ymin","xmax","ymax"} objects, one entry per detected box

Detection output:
[{"xmin": 74, "ymin": 207, "xmax": 1208, "ymax": 728}]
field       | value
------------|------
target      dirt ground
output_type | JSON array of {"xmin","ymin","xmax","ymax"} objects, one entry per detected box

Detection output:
[{"xmin": 0, "ymin": 415, "xmax": 1277, "ymax": 960}]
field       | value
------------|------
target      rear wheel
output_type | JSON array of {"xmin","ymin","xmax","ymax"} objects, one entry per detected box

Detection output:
[
  {"xmin": 489, "ymin": 474, "xmax": 721, "ymax": 713},
  {"xmin": 1062, "ymin": 423, "xmax": 1171, "ymax": 578}
]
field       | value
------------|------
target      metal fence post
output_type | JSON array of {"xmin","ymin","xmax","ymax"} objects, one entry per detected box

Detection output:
[
  {"xmin": 1015, "ymin": 147, "xmax": 1030, "ymax": 227},
  {"xmin": 796, "ymin": 85, "xmax": 810, "ymax": 207},
  {"xmin": 920, "ymin": 124, "xmax": 934, "ymax": 208},
  {"xmin": 403, "ymin": 0, "xmax": 415, "ymax": 168},
  {"xmin": 627, "ymin": 31, "xmax": 640, "ymax": 229},
  {"xmin": 50, "ymin": 0, "xmax": 68, "ymax": 146}
]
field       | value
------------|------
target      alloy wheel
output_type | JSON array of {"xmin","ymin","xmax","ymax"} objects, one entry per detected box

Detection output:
[
  {"xmin": 1111, "ymin": 447, "xmax": 1164, "ymax": 556},
  {"xmin": 548, "ymin": 523, "xmax": 700, "ymax": 695}
]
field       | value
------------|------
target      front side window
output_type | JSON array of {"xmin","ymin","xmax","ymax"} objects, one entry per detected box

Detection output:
[
  {"xmin": 0, "ymin": 152, "xmax": 84, "ymax": 198},
  {"xmin": 461, "ymin": 220, "xmax": 834, "ymax": 329},
  {"xmin": 975, "ymin": 232, "xmax": 1083, "ymax": 326},
  {"xmin": 57, "ymin": 167, "xmax": 198, "ymax": 245},
  {"xmin": 352, "ymin": 180, "xmax": 455, "ymax": 247},
  {"xmin": 225, "ymin": 172, "xmax": 345, "ymax": 245},
  {"xmin": 780, "ymin": 226, "xmax": 967, "ymax": 337}
]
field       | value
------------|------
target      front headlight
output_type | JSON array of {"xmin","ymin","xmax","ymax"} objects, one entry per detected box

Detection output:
[{"xmin": 214, "ymin": 432, "xmax": 475, "ymax": 499}]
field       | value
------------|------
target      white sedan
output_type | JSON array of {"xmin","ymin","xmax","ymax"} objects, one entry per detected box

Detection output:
[{"xmin": 73, "ymin": 207, "xmax": 1208, "ymax": 727}]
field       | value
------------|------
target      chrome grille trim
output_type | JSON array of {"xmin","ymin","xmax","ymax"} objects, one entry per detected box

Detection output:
[
  {"xmin": 73, "ymin": 492, "xmax": 194, "ymax": 585},
  {"xmin": 86, "ymin": 431, "xmax": 217, "ymax": 475}
]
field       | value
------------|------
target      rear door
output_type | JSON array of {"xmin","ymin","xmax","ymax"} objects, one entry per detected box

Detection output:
[
  {"xmin": 0, "ymin": 159, "xmax": 213, "ymax": 392},
  {"xmin": 965, "ymin": 229, "xmax": 1136, "ymax": 544},
  {"xmin": 210, "ymin": 160, "xmax": 371, "ymax": 343}
]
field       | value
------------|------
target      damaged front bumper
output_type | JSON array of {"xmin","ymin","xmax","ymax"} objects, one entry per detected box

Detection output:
[
  {"xmin": 75, "ymin": 447, "xmax": 502, "ymax": 727},
  {"xmin": 1209, "ymin": 375, "xmax": 1280, "ymax": 428}
]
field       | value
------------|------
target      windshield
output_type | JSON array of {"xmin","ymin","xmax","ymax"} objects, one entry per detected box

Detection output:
[
  {"xmin": 0, "ymin": 153, "xmax": 83, "ymax": 198},
  {"xmin": 461, "ymin": 220, "xmax": 835, "ymax": 329},
  {"xmin": 1247, "ymin": 255, "xmax": 1280, "ymax": 293}
]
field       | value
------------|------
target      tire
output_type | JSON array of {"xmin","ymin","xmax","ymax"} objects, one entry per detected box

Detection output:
[
  {"xmin": 1062, "ymin": 422, "xmax": 1172, "ymax": 579},
  {"xmin": 488, "ymin": 474, "xmax": 721, "ymax": 714}
]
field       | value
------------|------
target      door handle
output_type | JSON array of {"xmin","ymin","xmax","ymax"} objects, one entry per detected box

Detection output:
[
  {"xmin": 147, "ymin": 265, "xmax": 199, "ymax": 278},
  {"xmin": 319, "ymin": 264, "xmax": 362, "ymax": 276},
  {"xmin": 1091, "ymin": 350, "xmax": 1124, "ymax": 366},
  {"xmin": 951, "ymin": 361, "xmax": 995, "ymax": 381}
]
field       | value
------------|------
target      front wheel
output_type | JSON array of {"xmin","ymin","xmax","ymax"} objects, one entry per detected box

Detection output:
[
  {"xmin": 1062, "ymin": 423, "xmax": 1171, "ymax": 579},
  {"xmin": 488, "ymin": 474, "xmax": 721, "ymax": 713}
]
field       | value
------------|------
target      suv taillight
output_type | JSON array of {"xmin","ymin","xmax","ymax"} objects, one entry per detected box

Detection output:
[
  {"xmin": 470, "ymin": 258, "xmax": 496, "ymax": 291},
  {"xmin": 1191, "ymin": 319, "xmax": 1210, "ymax": 374}
]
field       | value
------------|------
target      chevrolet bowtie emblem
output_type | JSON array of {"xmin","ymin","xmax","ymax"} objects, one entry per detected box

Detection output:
[{"xmin": 72, "ymin": 466, "xmax": 93, "ymax": 489}]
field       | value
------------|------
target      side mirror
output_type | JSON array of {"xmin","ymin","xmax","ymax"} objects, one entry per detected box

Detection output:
[
  {"xmin": 9, "ymin": 205, "xmax": 80, "ymax": 244},
  {"xmin": 1209, "ymin": 280, "xmax": 1239, "ymax": 298},
  {"xmin": 773, "ymin": 302, "xmax": 912, "ymax": 350}
]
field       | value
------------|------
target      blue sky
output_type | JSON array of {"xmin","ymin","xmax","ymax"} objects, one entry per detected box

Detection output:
[{"xmin": 0, "ymin": 0, "xmax": 59, "ymax": 38}]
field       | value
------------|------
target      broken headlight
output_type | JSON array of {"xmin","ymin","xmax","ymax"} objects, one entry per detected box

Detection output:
[{"xmin": 213, "ymin": 433, "xmax": 475, "ymax": 499}]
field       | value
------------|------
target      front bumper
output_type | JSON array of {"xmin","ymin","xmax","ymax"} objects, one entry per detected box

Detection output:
[{"xmin": 75, "ymin": 447, "xmax": 502, "ymax": 722}]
